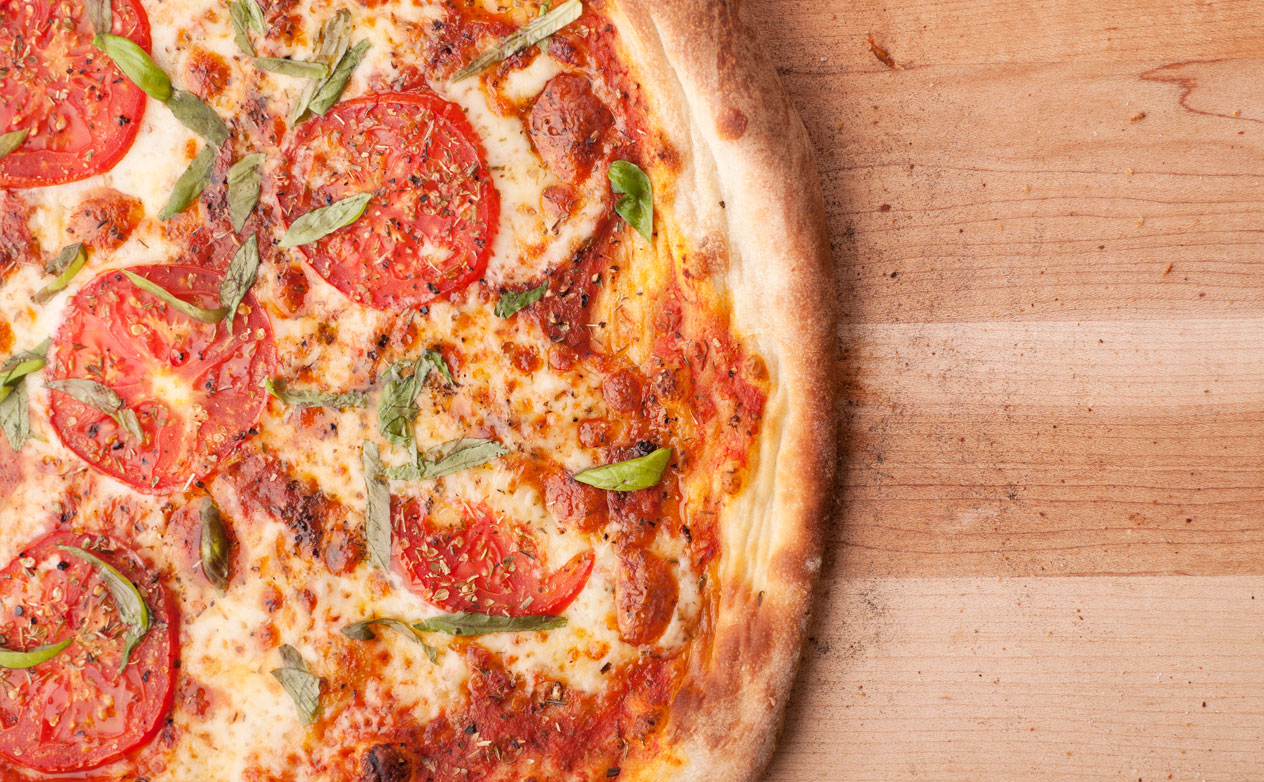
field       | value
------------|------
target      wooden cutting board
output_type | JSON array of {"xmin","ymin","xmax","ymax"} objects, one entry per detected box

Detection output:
[{"xmin": 756, "ymin": 1, "xmax": 1264, "ymax": 779}]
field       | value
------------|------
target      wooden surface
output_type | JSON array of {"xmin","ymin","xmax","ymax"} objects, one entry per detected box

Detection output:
[{"xmin": 755, "ymin": 1, "xmax": 1264, "ymax": 779}]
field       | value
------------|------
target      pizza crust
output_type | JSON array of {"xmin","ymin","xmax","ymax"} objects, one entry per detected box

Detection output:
[{"xmin": 608, "ymin": 1, "xmax": 836, "ymax": 779}]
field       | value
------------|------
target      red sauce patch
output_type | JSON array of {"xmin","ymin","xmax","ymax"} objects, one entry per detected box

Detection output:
[{"xmin": 68, "ymin": 188, "xmax": 144, "ymax": 250}]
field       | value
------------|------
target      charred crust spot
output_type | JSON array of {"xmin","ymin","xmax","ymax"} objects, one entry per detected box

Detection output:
[{"xmin": 361, "ymin": 743, "xmax": 411, "ymax": 782}]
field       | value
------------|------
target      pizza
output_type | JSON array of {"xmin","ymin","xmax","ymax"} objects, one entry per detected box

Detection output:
[{"xmin": 0, "ymin": 0, "xmax": 832, "ymax": 780}]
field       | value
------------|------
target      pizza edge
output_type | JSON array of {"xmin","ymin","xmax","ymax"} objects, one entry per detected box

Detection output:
[{"xmin": 612, "ymin": 2, "xmax": 837, "ymax": 780}]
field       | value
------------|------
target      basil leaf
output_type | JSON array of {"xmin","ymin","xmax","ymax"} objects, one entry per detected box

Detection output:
[
  {"xmin": 167, "ymin": 89, "xmax": 229, "ymax": 146},
  {"xmin": 0, "ymin": 129, "xmax": 28, "ymax": 161},
  {"xmin": 241, "ymin": 0, "xmax": 265, "ymax": 33},
  {"xmin": 227, "ymin": 152, "xmax": 265, "ymax": 233},
  {"xmin": 387, "ymin": 437, "xmax": 508, "ymax": 481},
  {"xmin": 228, "ymin": 0, "xmax": 256, "ymax": 55},
  {"xmin": 451, "ymin": 0, "xmax": 581, "ymax": 81},
  {"xmin": 94, "ymin": 34, "xmax": 173, "ymax": 102},
  {"xmin": 341, "ymin": 618, "xmax": 438, "ymax": 663},
  {"xmin": 362, "ymin": 441, "xmax": 391, "ymax": 570},
  {"xmin": 270, "ymin": 644, "xmax": 321, "ymax": 726},
  {"xmin": 538, "ymin": 0, "xmax": 553, "ymax": 54},
  {"xmin": 0, "ymin": 380, "xmax": 30, "ymax": 451},
  {"xmin": 253, "ymin": 57, "xmax": 328, "ymax": 80},
  {"xmin": 220, "ymin": 234, "xmax": 260, "ymax": 335},
  {"xmin": 86, "ymin": 0, "xmax": 112, "ymax": 35},
  {"xmin": 494, "ymin": 281, "xmax": 548, "ymax": 318},
  {"xmin": 158, "ymin": 144, "xmax": 216, "ymax": 221},
  {"xmin": 0, "ymin": 340, "xmax": 49, "ymax": 391},
  {"xmin": 375, "ymin": 357, "xmax": 431, "ymax": 448},
  {"xmin": 200, "ymin": 498, "xmax": 231, "ymax": 594},
  {"xmin": 122, "ymin": 269, "xmax": 227, "ymax": 324},
  {"xmin": 34, "ymin": 243, "xmax": 87, "ymax": 304},
  {"xmin": 291, "ymin": 10, "xmax": 352, "ymax": 123},
  {"xmin": 573, "ymin": 447, "xmax": 671, "ymax": 491},
  {"xmin": 0, "ymin": 638, "xmax": 73, "ymax": 669},
  {"xmin": 420, "ymin": 349, "xmax": 454, "ymax": 386},
  {"xmin": 413, "ymin": 613, "xmax": 567, "ymax": 637},
  {"xmin": 45, "ymin": 378, "xmax": 143, "ymax": 440},
  {"xmin": 608, "ymin": 160, "xmax": 653, "ymax": 242},
  {"xmin": 279, "ymin": 192, "xmax": 371, "ymax": 247},
  {"xmin": 304, "ymin": 39, "xmax": 370, "ymax": 118},
  {"xmin": 57, "ymin": 544, "xmax": 151, "ymax": 671},
  {"xmin": 265, "ymin": 378, "xmax": 369, "ymax": 409}
]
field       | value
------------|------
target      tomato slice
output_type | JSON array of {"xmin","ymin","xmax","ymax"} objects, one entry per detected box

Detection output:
[
  {"xmin": 276, "ymin": 92, "xmax": 500, "ymax": 309},
  {"xmin": 48, "ymin": 265, "xmax": 275, "ymax": 494},
  {"xmin": 394, "ymin": 501, "xmax": 594, "ymax": 616},
  {"xmin": 0, "ymin": 529, "xmax": 176, "ymax": 773},
  {"xmin": 0, "ymin": 0, "xmax": 151, "ymax": 187}
]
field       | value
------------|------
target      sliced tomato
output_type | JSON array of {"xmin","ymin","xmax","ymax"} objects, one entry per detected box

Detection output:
[
  {"xmin": 48, "ymin": 265, "xmax": 275, "ymax": 494},
  {"xmin": 0, "ymin": 0, "xmax": 151, "ymax": 187},
  {"xmin": 0, "ymin": 529, "xmax": 177, "ymax": 773},
  {"xmin": 276, "ymin": 91, "xmax": 500, "ymax": 309},
  {"xmin": 393, "ymin": 501, "xmax": 593, "ymax": 616}
]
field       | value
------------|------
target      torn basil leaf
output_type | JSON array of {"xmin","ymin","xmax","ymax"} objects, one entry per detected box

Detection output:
[
  {"xmin": 451, "ymin": 0, "xmax": 581, "ymax": 81},
  {"xmin": 94, "ymin": 34, "xmax": 173, "ymax": 102},
  {"xmin": 122, "ymin": 269, "xmax": 227, "ymax": 324},
  {"xmin": 304, "ymin": 39, "xmax": 369, "ymax": 118},
  {"xmin": 167, "ymin": 89, "xmax": 229, "ymax": 146},
  {"xmin": 45, "ymin": 378, "xmax": 143, "ymax": 440},
  {"xmin": 0, "ymin": 129, "xmax": 28, "ymax": 161},
  {"xmin": 200, "ymin": 498, "xmax": 231, "ymax": 594},
  {"xmin": 253, "ymin": 57, "xmax": 328, "ymax": 80},
  {"xmin": 494, "ymin": 281, "xmax": 548, "ymax": 318},
  {"xmin": 279, "ymin": 192, "xmax": 371, "ymax": 247},
  {"xmin": 0, "ymin": 379, "xmax": 30, "ymax": 452},
  {"xmin": 341, "ymin": 618, "xmax": 438, "ymax": 663},
  {"xmin": 0, "ymin": 638, "xmax": 73, "ymax": 669},
  {"xmin": 387, "ymin": 437, "xmax": 508, "ymax": 482},
  {"xmin": 241, "ymin": 0, "xmax": 265, "ymax": 33},
  {"xmin": 270, "ymin": 644, "xmax": 322, "ymax": 726},
  {"xmin": 291, "ymin": 10, "xmax": 352, "ymax": 123},
  {"xmin": 608, "ymin": 160, "xmax": 653, "ymax": 242},
  {"xmin": 538, "ymin": 0, "xmax": 553, "ymax": 54},
  {"xmin": 573, "ymin": 447, "xmax": 671, "ymax": 492},
  {"xmin": 34, "ymin": 243, "xmax": 87, "ymax": 304},
  {"xmin": 220, "ymin": 234, "xmax": 260, "ymax": 335},
  {"xmin": 375, "ymin": 355, "xmax": 438, "ymax": 449},
  {"xmin": 414, "ymin": 613, "xmax": 567, "ymax": 637},
  {"xmin": 228, "ymin": 0, "xmax": 256, "ymax": 55},
  {"xmin": 57, "ymin": 544, "xmax": 151, "ymax": 672},
  {"xmin": 362, "ymin": 441, "xmax": 391, "ymax": 571},
  {"xmin": 0, "ymin": 340, "xmax": 49, "ymax": 394},
  {"xmin": 227, "ymin": 152, "xmax": 265, "ymax": 233},
  {"xmin": 86, "ymin": 0, "xmax": 112, "ymax": 35},
  {"xmin": 265, "ymin": 378, "xmax": 369, "ymax": 409},
  {"xmin": 158, "ymin": 144, "xmax": 216, "ymax": 221}
]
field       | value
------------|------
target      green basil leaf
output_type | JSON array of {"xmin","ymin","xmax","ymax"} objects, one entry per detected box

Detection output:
[
  {"xmin": 270, "ymin": 644, "xmax": 321, "ymax": 726},
  {"xmin": 228, "ymin": 0, "xmax": 256, "ymax": 55},
  {"xmin": 538, "ymin": 0, "xmax": 553, "ymax": 54},
  {"xmin": 167, "ymin": 89, "xmax": 229, "ymax": 146},
  {"xmin": 122, "ymin": 269, "xmax": 227, "ymax": 324},
  {"xmin": 242, "ymin": 0, "xmax": 265, "ymax": 33},
  {"xmin": 200, "ymin": 498, "xmax": 231, "ymax": 593},
  {"xmin": 573, "ymin": 447, "xmax": 671, "ymax": 491},
  {"xmin": 387, "ymin": 437, "xmax": 508, "ymax": 481},
  {"xmin": 494, "ymin": 281, "xmax": 548, "ymax": 318},
  {"xmin": 34, "ymin": 243, "xmax": 87, "ymax": 304},
  {"xmin": 57, "ymin": 544, "xmax": 151, "ymax": 672},
  {"xmin": 362, "ymin": 441, "xmax": 391, "ymax": 570},
  {"xmin": 0, "ymin": 638, "xmax": 73, "ymax": 669},
  {"xmin": 158, "ymin": 144, "xmax": 216, "ymax": 221},
  {"xmin": 608, "ymin": 160, "xmax": 653, "ymax": 242},
  {"xmin": 420, "ymin": 349, "xmax": 454, "ymax": 386},
  {"xmin": 45, "ymin": 378, "xmax": 143, "ymax": 439},
  {"xmin": 226, "ymin": 152, "xmax": 265, "ymax": 233},
  {"xmin": 291, "ymin": 10, "xmax": 352, "ymax": 123},
  {"xmin": 279, "ymin": 192, "xmax": 371, "ymax": 247},
  {"xmin": 253, "ymin": 57, "xmax": 329, "ymax": 80},
  {"xmin": 86, "ymin": 0, "xmax": 112, "ymax": 35},
  {"xmin": 0, "ymin": 379, "xmax": 31, "ymax": 451},
  {"xmin": 0, "ymin": 129, "xmax": 28, "ymax": 161},
  {"xmin": 413, "ymin": 613, "xmax": 567, "ymax": 637},
  {"xmin": 341, "ymin": 618, "xmax": 438, "ymax": 663},
  {"xmin": 265, "ymin": 378, "xmax": 369, "ymax": 409},
  {"xmin": 304, "ymin": 39, "xmax": 369, "ymax": 118},
  {"xmin": 220, "ymin": 234, "xmax": 260, "ymax": 335},
  {"xmin": 0, "ymin": 340, "xmax": 50, "ymax": 391},
  {"xmin": 451, "ymin": 0, "xmax": 581, "ymax": 81},
  {"xmin": 94, "ymin": 33, "xmax": 173, "ymax": 102},
  {"xmin": 375, "ymin": 356, "xmax": 433, "ymax": 448}
]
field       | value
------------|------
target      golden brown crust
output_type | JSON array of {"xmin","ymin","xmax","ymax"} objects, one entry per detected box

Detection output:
[{"xmin": 607, "ymin": 1, "xmax": 836, "ymax": 780}]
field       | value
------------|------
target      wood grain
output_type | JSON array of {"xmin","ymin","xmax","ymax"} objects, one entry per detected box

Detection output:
[{"xmin": 749, "ymin": 0, "xmax": 1264, "ymax": 778}]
